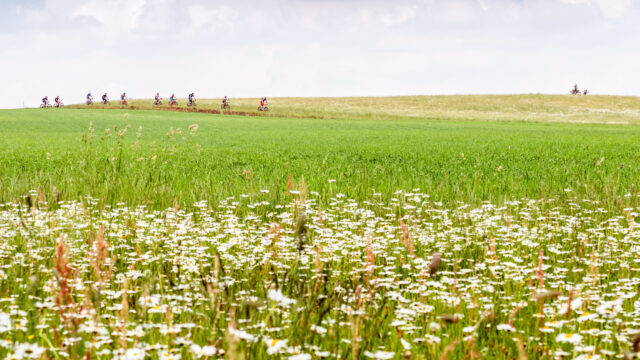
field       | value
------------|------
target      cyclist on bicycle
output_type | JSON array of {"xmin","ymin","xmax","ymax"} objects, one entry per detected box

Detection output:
[
  {"xmin": 188, "ymin": 92, "xmax": 196, "ymax": 106},
  {"xmin": 154, "ymin": 93, "xmax": 162, "ymax": 105},
  {"xmin": 169, "ymin": 93, "xmax": 177, "ymax": 106},
  {"xmin": 102, "ymin": 93, "xmax": 109, "ymax": 104},
  {"xmin": 86, "ymin": 92, "xmax": 93, "ymax": 105}
]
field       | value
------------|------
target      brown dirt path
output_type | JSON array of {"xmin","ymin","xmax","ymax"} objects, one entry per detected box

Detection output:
[{"xmin": 72, "ymin": 104, "xmax": 323, "ymax": 119}]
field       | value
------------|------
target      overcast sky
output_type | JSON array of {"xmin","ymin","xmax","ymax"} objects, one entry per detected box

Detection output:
[{"xmin": 1, "ymin": 0, "xmax": 639, "ymax": 108}]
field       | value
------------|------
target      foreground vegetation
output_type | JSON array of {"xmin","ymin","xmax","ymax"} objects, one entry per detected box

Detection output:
[
  {"xmin": 1, "ymin": 192, "xmax": 640, "ymax": 359},
  {"xmin": 2, "ymin": 97, "xmax": 640, "ymax": 359}
]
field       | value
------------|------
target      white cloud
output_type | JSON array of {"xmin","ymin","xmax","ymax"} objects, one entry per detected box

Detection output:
[
  {"xmin": 358, "ymin": 5, "xmax": 417, "ymax": 26},
  {"xmin": 558, "ymin": 0, "xmax": 632, "ymax": 18},
  {"xmin": 379, "ymin": 5, "xmax": 417, "ymax": 26},
  {"xmin": 72, "ymin": 0, "xmax": 147, "ymax": 32},
  {"xmin": 187, "ymin": 5, "xmax": 238, "ymax": 28}
]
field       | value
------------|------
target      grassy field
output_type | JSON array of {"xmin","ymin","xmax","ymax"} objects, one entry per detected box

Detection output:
[
  {"xmin": 96, "ymin": 94, "xmax": 640, "ymax": 124},
  {"xmin": 3, "ymin": 101, "xmax": 640, "ymax": 210},
  {"xmin": 2, "ymin": 96, "xmax": 640, "ymax": 359}
]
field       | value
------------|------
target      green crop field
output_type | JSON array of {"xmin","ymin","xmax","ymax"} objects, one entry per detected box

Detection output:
[
  {"xmin": 1, "ymin": 96, "xmax": 640, "ymax": 360},
  {"xmin": 5, "ymin": 96, "xmax": 640, "ymax": 210}
]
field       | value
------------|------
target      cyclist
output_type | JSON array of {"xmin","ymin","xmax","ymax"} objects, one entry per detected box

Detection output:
[
  {"xmin": 102, "ymin": 93, "xmax": 109, "ymax": 104},
  {"xmin": 41, "ymin": 96, "xmax": 49, "ymax": 107},
  {"xmin": 223, "ymin": 96, "xmax": 229, "ymax": 105},
  {"xmin": 188, "ymin": 92, "xmax": 196, "ymax": 106},
  {"xmin": 86, "ymin": 92, "xmax": 93, "ymax": 105},
  {"xmin": 169, "ymin": 93, "xmax": 177, "ymax": 106},
  {"xmin": 54, "ymin": 96, "xmax": 62, "ymax": 107},
  {"xmin": 260, "ymin": 97, "xmax": 267, "ymax": 110},
  {"xmin": 120, "ymin": 92, "xmax": 127, "ymax": 106},
  {"xmin": 154, "ymin": 93, "xmax": 162, "ymax": 105}
]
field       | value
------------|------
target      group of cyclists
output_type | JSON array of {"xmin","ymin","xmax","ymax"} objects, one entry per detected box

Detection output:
[
  {"xmin": 43, "ymin": 92, "xmax": 269, "ymax": 111},
  {"xmin": 84, "ymin": 92, "xmax": 126, "ymax": 106},
  {"xmin": 40, "ymin": 96, "xmax": 64, "ymax": 108},
  {"xmin": 154, "ymin": 93, "xmax": 194, "ymax": 107}
]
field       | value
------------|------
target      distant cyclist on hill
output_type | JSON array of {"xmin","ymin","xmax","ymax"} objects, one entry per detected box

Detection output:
[
  {"xmin": 120, "ymin": 92, "xmax": 128, "ymax": 106},
  {"xmin": 259, "ymin": 97, "xmax": 268, "ymax": 111},
  {"xmin": 54, "ymin": 96, "xmax": 63, "ymax": 108},
  {"xmin": 86, "ymin": 92, "xmax": 93, "ymax": 105},
  {"xmin": 154, "ymin": 92, "xmax": 162, "ymax": 105},
  {"xmin": 188, "ymin": 92, "xmax": 196, "ymax": 106},
  {"xmin": 169, "ymin": 94, "xmax": 177, "ymax": 106},
  {"xmin": 102, "ymin": 93, "xmax": 109, "ymax": 104},
  {"xmin": 41, "ymin": 96, "xmax": 50, "ymax": 107}
]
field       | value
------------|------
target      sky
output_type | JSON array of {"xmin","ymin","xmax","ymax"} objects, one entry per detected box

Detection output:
[{"xmin": 1, "ymin": 0, "xmax": 639, "ymax": 108}]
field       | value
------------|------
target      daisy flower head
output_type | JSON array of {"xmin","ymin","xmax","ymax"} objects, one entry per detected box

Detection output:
[{"xmin": 556, "ymin": 333, "xmax": 583, "ymax": 345}]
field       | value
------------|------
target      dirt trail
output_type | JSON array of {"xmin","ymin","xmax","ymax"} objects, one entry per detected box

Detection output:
[{"xmin": 74, "ymin": 105, "xmax": 323, "ymax": 119}]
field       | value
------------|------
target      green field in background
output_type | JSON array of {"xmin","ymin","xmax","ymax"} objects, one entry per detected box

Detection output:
[{"xmin": 2, "ymin": 103, "xmax": 640, "ymax": 210}]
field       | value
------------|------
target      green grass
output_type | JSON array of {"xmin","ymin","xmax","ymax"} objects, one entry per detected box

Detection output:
[
  {"xmin": 2, "ymin": 105, "xmax": 640, "ymax": 210},
  {"xmin": 2, "ymin": 97, "xmax": 640, "ymax": 359}
]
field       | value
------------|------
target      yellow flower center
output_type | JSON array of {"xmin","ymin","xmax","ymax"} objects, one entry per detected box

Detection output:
[{"xmin": 271, "ymin": 339, "xmax": 279, "ymax": 347}]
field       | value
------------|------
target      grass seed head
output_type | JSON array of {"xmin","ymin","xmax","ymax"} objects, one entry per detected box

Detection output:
[
  {"xmin": 632, "ymin": 332, "xmax": 640, "ymax": 353},
  {"xmin": 439, "ymin": 314, "xmax": 461, "ymax": 324},
  {"xmin": 429, "ymin": 253, "xmax": 441, "ymax": 276},
  {"xmin": 533, "ymin": 290, "xmax": 561, "ymax": 301}
]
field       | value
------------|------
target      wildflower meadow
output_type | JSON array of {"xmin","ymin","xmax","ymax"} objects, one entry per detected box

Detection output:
[{"xmin": 1, "ymin": 97, "xmax": 640, "ymax": 359}]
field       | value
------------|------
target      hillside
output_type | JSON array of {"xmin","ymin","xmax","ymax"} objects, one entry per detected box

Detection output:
[{"xmin": 70, "ymin": 94, "xmax": 640, "ymax": 124}]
